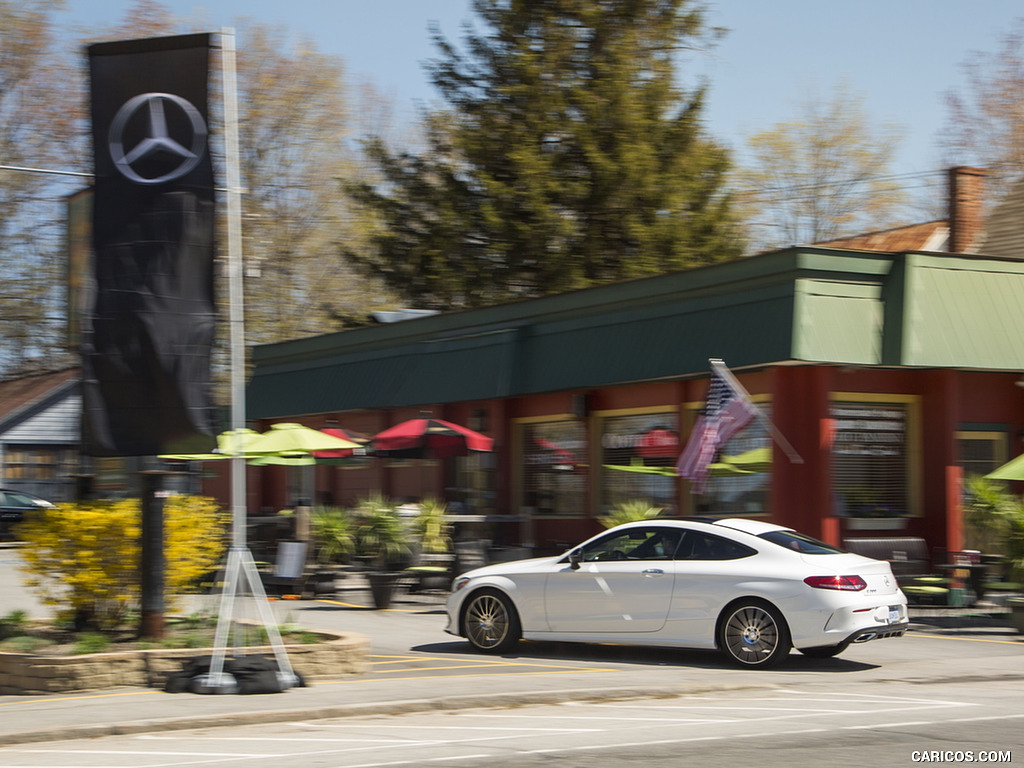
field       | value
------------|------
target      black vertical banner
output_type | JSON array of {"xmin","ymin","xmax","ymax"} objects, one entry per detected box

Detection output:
[{"xmin": 84, "ymin": 34, "xmax": 217, "ymax": 457}]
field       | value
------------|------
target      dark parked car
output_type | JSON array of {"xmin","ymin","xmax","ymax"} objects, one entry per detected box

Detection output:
[{"xmin": 0, "ymin": 489, "xmax": 56, "ymax": 538}]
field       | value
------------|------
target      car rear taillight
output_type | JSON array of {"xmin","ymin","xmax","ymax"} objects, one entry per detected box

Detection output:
[{"xmin": 804, "ymin": 575, "xmax": 867, "ymax": 591}]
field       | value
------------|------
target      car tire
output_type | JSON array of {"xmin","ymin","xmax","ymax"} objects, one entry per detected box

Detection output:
[
  {"xmin": 462, "ymin": 588, "xmax": 521, "ymax": 654},
  {"xmin": 718, "ymin": 599, "xmax": 791, "ymax": 668},
  {"xmin": 799, "ymin": 642, "xmax": 849, "ymax": 659}
]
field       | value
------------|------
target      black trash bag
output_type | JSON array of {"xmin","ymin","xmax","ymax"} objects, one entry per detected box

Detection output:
[{"xmin": 164, "ymin": 654, "xmax": 305, "ymax": 694}]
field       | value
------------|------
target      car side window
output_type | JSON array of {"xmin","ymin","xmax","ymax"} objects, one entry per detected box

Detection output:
[
  {"xmin": 676, "ymin": 531, "xmax": 755, "ymax": 561},
  {"xmin": 581, "ymin": 527, "xmax": 682, "ymax": 562}
]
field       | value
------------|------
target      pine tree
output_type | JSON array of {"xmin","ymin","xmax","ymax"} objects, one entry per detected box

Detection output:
[{"xmin": 347, "ymin": 0, "xmax": 742, "ymax": 309}]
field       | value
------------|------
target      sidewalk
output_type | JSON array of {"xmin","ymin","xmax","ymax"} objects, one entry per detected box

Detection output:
[{"xmin": 0, "ymin": 582, "xmax": 1019, "ymax": 748}]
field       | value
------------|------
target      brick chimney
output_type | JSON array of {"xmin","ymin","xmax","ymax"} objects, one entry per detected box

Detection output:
[{"xmin": 948, "ymin": 166, "xmax": 987, "ymax": 253}]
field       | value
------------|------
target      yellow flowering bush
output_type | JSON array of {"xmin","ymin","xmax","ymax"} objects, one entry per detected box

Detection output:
[
  {"xmin": 16, "ymin": 495, "xmax": 228, "ymax": 630},
  {"xmin": 163, "ymin": 495, "xmax": 230, "ymax": 594}
]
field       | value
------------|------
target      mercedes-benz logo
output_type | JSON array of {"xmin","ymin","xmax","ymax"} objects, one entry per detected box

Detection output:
[{"xmin": 108, "ymin": 92, "xmax": 207, "ymax": 185}]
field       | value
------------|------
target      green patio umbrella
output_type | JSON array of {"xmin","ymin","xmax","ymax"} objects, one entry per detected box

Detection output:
[
  {"xmin": 603, "ymin": 447, "xmax": 772, "ymax": 478},
  {"xmin": 159, "ymin": 428, "xmax": 263, "ymax": 460},
  {"xmin": 602, "ymin": 458, "xmax": 677, "ymax": 476},
  {"xmin": 985, "ymin": 453, "xmax": 1024, "ymax": 481},
  {"xmin": 244, "ymin": 422, "xmax": 359, "ymax": 455},
  {"xmin": 708, "ymin": 447, "xmax": 772, "ymax": 476},
  {"xmin": 247, "ymin": 453, "xmax": 316, "ymax": 466}
]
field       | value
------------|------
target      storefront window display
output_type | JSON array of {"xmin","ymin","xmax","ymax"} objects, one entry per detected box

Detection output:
[
  {"xmin": 453, "ymin": 451, "xmax": 497, "ymax": 515},
  {"xmin": 521, "ymin": 420, "xmax": 587, "ymax": 516},
  {"xmin": 600, "ymin": 413, "xmax": 679, "ymax": 516},
  {"xmin": 831, "ymin": 400, "xmax": 913, "ymax": 518},
  {"xmin": 690, "ymin": 412, "xmax": 772, "ymax": 517}
]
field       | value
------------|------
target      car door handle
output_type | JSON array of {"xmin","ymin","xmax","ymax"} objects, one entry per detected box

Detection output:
[{"xmin": 642, "ymin": 568, "xmax": 665, "ymax": 577}]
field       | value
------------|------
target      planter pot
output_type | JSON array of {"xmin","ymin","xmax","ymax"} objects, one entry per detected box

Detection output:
[
  {"xmin": 1008, "ymin": 597, "xmax": 1024, "ymax": 635},
  {"xmin": 366, "ymin": 571, "xmax": 407, "ymax": 610}
]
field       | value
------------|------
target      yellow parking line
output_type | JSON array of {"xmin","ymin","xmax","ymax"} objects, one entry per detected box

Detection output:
[
  {"xmin": 316, "ymin": 598, "xmax": 440, "ymax": 613},
  {"xmin": 368, "ymin": 654, "xmax": 613, "ymax": 672},
  {"xmin": 368, "ymin": 654, "xmax": 522, "ymax": 666},
  {"xmin": 311, "ymin": 667, "xmax": 618, "ymax": 686},
  {"xmin": 0, "ymin": 690, "xmax": 158, "ymax": 707}
]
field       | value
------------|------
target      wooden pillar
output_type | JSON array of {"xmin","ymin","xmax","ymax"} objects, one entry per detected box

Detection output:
[{"xmin": 771, "ymin": 366, "xmax": 832, "ymax": 541}]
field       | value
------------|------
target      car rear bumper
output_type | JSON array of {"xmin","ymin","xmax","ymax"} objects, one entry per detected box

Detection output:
[{"xmin": 841, "ymin": 621, "xmax": 908, "ymax": 645}]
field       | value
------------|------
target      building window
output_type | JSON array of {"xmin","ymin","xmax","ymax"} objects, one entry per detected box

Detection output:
[
  {"xmin": 957, "ymin": 429, "xmax": 1009, "ymax": 552},
  {"xmin": 3, "ymin": 446, "xmax": 78, "ymax": 481},
  {"xmin": 956, "ymin": 430, "xmax": 1007, "ymax": 481},
  {"xmin": 600, "ymin": 412, "xmax": 679, "ymax": 517},
  {"xmin": 453, "ymin": 451, "xmax": 496, "ymax": 515},
  {"xmin": 688, "ymin": 404, "xmax": 772, "ymax": 517},
  {"xmin": 520, "ymin": 420, "xmax": 587, "ymax": 516},
  {"xmin": 831, "ymin": 397, "xmax": 918, "ymax": 518}
]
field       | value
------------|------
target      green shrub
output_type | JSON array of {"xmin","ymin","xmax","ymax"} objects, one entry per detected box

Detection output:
[
  {"xmin": 0, "ymin": 635, "xmax": 52, "ymax": 653},
  {"xmin": 0, "ymin": 609, "xmax": 29, "ymax": 640},
  {"xmin": 72, "ymin": 633, "xmax": 110, "ymax": 655}
]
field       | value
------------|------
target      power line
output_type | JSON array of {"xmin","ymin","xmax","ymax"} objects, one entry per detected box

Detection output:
[{"xmin": 0, "ymin": 164, "xmax": 92, "ymax": 179}]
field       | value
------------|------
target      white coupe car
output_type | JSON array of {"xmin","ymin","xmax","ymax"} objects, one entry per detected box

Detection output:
[{"xmin": 446, "ymin": 518, "xmax": 908, "ymax": 668}]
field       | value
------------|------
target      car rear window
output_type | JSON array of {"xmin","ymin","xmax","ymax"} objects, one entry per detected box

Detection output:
[{"xmin": 758, "ymin": 531, "xmax": 846, "ymax": 555}]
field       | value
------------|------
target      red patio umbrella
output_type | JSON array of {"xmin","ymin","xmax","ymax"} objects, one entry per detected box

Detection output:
[{"xmin": 372, "ymin": 418, "xmax": 493, "ymax": 459}]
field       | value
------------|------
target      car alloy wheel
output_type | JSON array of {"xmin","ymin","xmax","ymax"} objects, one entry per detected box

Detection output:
[
  {"xmin": 719, "ymin": 600, "xmax": 791, "ymax": 668},
  {"xmin": 463, "ymin": 589, "xmax": 520, "ymax": 654}
]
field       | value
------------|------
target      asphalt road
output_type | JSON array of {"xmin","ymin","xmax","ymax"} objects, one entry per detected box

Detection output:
[
  {"xmin": 0, "ymin": 678, "xmax": 1019, "ymax": 767},
  {"xmin": 2, "ymin": 543, "xmax": 1023, "ymax": 767}
]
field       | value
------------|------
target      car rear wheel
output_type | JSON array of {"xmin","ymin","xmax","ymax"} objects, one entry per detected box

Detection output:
[
  {"xmin": 463, "ymin": 588, "xmax": 521, "ymax": 654},
  {"xmin": 718, "ymin": 600, "xmax": 791, "ymax": 668}
]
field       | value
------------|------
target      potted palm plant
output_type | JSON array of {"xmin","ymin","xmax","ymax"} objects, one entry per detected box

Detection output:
[
  {"xmin": 406, "ymin": 497, "xmax": 454, "ymax": 592},
  {"xmin": 964, "ymin": 477, "xmax": 1024, "ymax": 632},
  {"xmin": 309, "ymin": 506, "xmax": 356, "ymax": 595},
  {"xmin": 353, "ymin": 494, "xmax": 413, "ymax": 609},
  {"xmin": 598, "ymin": 499, "xmax": 663, "ymax": 529}
]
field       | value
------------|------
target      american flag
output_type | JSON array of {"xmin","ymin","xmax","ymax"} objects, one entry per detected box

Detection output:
[{"xmin": 676, "ymin": 365, "xmax": 759, "ymax": 493}]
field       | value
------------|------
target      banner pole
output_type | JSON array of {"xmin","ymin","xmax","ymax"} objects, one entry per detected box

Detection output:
[
  {"xmin": 223, "ymin": 27, "xmax": 247, "ymax": 550},
  {"xmin": 194, "ymin": 28, "xmax": 298, "ymax": 694}
]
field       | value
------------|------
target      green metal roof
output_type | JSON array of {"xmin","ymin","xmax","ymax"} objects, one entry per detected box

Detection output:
[
  {"xmin": 246, "ymin": 247, "xmax": 1024, "ymax": 418},
  {"xmin": 897, "ymin": 253, "xmax": 1024, "ymax": 368}
]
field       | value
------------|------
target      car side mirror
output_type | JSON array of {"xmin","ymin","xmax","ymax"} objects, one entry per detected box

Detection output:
[{"xmin": 569, "ymin": 549, "xmax": 582, "ymax": 570}]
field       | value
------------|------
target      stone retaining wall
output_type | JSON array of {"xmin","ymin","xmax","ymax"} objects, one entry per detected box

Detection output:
[{"xmin": 0, "ymin": 631, "xmax": 369, "ymax": 695}]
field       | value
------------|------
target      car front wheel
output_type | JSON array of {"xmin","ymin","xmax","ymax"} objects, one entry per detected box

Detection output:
[
  {"xmin": 718, "ymin": 600, "xmax": 791, "ymax": 668},
  {"xmin": 462, "ymin": 588, "xmax": 521, "ymax": 654}
]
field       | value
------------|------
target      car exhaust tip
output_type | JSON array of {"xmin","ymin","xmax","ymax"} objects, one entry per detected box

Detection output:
[{"xmin": 853, "ymin": 632, "xmax": 877, "ymax": 643}]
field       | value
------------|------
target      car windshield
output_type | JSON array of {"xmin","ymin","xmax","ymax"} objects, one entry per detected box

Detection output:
[{"xmin": 758, "ymin": 530, "xmax": 846, "ymax": 555}]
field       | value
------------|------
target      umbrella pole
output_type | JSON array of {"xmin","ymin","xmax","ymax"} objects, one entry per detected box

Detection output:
[{"xmin": 193, "ymin": 30, "xmax": 297, "ymax": 694}]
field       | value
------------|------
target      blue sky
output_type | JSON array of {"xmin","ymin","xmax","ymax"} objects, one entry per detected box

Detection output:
[{"xmin": 63, "ymin": 1, "xmax": 1024, "ymax": 180}]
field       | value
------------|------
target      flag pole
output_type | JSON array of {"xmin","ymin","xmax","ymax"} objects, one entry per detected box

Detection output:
[{"xmin": 710, "ymin": 359, "xmax": 803, "ymax": 465}]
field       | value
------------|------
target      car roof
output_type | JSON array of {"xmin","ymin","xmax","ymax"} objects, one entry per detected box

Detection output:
[
  {"xmin": 616, "ymin": 517, "xmax": 791, "ymax": 537},
  {"xmin": 711, "ymin": 518, "xmax": 792, "ymax": 536}
]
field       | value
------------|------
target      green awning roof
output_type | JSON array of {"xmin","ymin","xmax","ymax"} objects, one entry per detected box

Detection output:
[{"xmin": 247, "ymin": 248, "xmax": 1024, "ymax": 419}]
